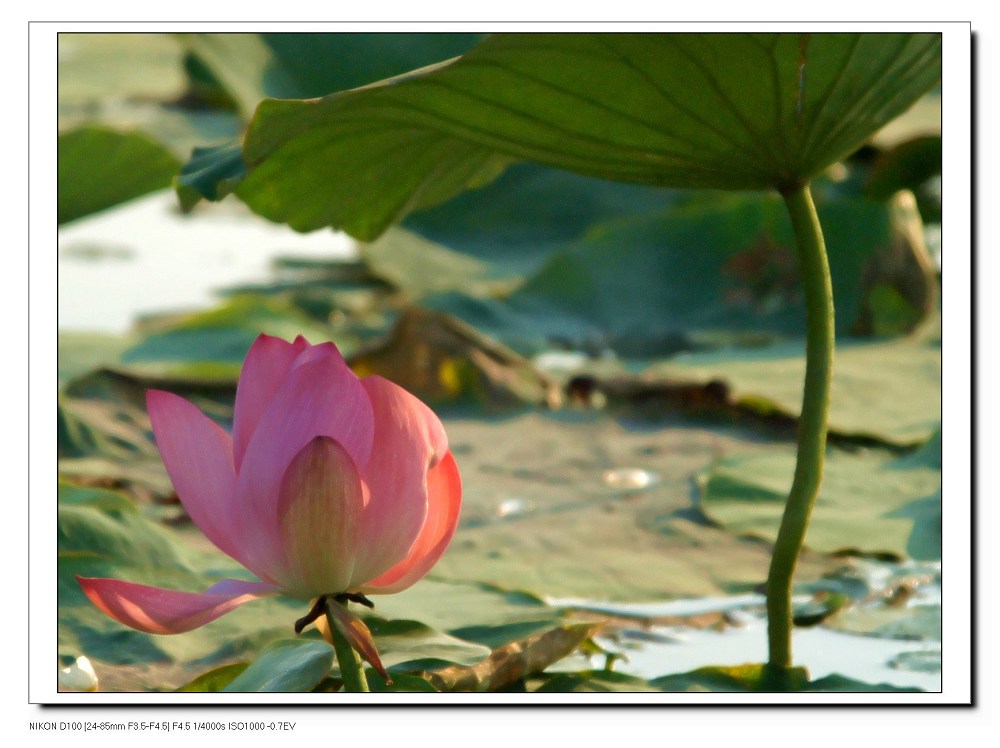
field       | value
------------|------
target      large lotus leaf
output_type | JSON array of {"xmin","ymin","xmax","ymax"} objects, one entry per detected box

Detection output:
[
  {"xmin": 404, "ymin": 162, "xmax": 680, "ymax": 267},
  {"xmin": 648, "ymin": 329, "xmax": 940, "ymax": 446},
  {"xmin": 235, "ymin": 33, "xmax": 940, "ymax": 239},
  {"xmin": 58, "ymin": 128, "xmax": 182, "ymax": 225},
  {"xmin": 699, "ymin": 436, "xmax": 941, "ymax": 559},
  {"xmin": 425, "ymin": 412, "xmax": 840, "ymax": 601}
]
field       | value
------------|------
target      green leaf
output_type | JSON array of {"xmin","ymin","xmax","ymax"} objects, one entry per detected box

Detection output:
[
  {"xmin": 651, "ymin": 663, "xmax": 809, "ymax": 692},
  {"xmin": 531, "ymin": 670, "xmax": 663, "ymax": 693},
  {"xmin": 173, "ymin": 33, "xmax": 487, "ymax": 210},
  {"xmin": 363, "ymin": 579, "xmax": 557, "ymax": 636},
  {"xmin": 699, "ymin": 436, "xmax": 941, "ymax": 559},
  {"xmin": 650, "ymin": 331, "xmax": 941, "ymax": 446},
  {"xmin": 865, "ymin": 135, "xmax": 942, "ymax": 199},
  {"xmin": 805, "ymin": 673, "xmax": 922, "ymax": 692},
  {"xmin": 175, "ymin": 662, "xmax": 250, "ymax": 692},
  {"xmin": 56, "ymin": 483, "xmax": 137, "ymax": 514},
  {"xmin": 236, "ymin": 33, "xmax": 940, "ymax": 238},
  {"xmin": 404, "ymin": 162, "xmax": 679, "ymax": 267},
  {"xmin": 649, "ymin": 664, "xmax": 920, "ymax": 692},
  {"xmin": 449, "ymin": 619, "xmax": 569, "ymax": 650},
  {"xmin": 56, "ymin": 34, "xmax": 244, "ymax": 158},
  {"xmin": 486, "ymin": 190, "xmax": 934, "ymax": 355},
  {"xmin": 222, "ymin": 639, "xmax": 334, "ymax": 692},
  {"xmin": 58, "ymin": 127, "xmax": 181, "ymax": 225},
  {"xmin": 421, "ymin": 413, "xmax": 842, "ymax": 601},
  {"xmin": 57, "ymin": 331, "xmax": 131, "ymax": 385},
  {"xmin": 260, "ymin": 33, "xmax": 487, "ymax": 99},
  {"xmin": 176, "ymin": 34, "xmax": 278, "ymax": 118},
  {"xmin": 174, "ymin": 141, "xmax": 246, "ymax": 210},
  {"xmin": 361, "ymin": 618, "xmax": 490, "ymax": 671},
  {"xmin": 361, "ymin": 228, "xmax": 513, "ymax": 299},
  {"xmin": 366, "ymin": 672, "xmax": 438, "ymax": 692}
]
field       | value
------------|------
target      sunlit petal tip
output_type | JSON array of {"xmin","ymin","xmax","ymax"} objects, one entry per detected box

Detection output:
[
  {"xmin": 290, "ymin": 339, "xmax": 347, "ymax": 370},
  {"xmin": 347, "ymin": 376, "xmax": 450, "ymax": 583},
  {"xmin": 76, "ymin": 576, "xmax": 278, "ymax": 635}
]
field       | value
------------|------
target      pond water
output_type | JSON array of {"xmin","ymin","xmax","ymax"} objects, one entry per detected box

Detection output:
[
  {"xmin": 555, "ymin": 588, "xmax": 941, "ymax": 692},
  {"xmin": 56, "ymin": 192, "xmax": 942, "ymax": 693},
  {"xmin": 58, "ymin": 191, "xmax": 355, "ymax": 332}
]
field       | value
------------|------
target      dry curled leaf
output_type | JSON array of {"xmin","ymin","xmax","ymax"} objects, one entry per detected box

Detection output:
[{"xmin": 424, "ymin": 621, "xmax": 602, "ymax": 692}]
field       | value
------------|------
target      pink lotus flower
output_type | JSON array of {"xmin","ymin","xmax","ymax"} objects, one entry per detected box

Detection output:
[{"xmin": 78, "ymin": 334, "xmax": 461, "ymax": 644}]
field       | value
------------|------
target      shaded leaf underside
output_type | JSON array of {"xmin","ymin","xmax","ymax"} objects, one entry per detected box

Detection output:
[{"xmin": 236, "ymin": 32, "xmax": 941, "ymax": 239}]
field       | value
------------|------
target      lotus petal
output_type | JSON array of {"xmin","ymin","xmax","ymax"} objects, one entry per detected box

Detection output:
[
  {"xmin": 146, "ymin": 390, "xmax": 254, "ymax": 573},
  {"xmin": 77, "ymin": 577, "xmax": 279, "ymax": 635},
  {"xmin": 274, "ymin": 436, "xmax": 365, "ymax": 596},
  {"xmin": 350, "ymin": 376, "xmax": 446, "ymax": 583},
  {"xmin": 360, "ymin": 451, "xmax": 462, "ymax": 594},
  {"xmin": 232, "ymin": 334, "xmax": 312, "ymax": 470},
  {"xmin": 237, "ymin": 343, "xmax": 374, "ymax": 577}
]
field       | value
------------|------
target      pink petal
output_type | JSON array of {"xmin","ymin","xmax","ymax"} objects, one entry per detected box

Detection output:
[
  {"xmin": 77, "ymin": 577, "xmax": 279, "ymax": 635},
  {"xmin": 273, "ymin": 437, "xmax": 365, "ymax": 597},
  {"xmin": 348, "ymin": 377, "xmax": 448, "ymax": 584},
  {"xmin": 236, "ymin": 343, "xmax": 374, "ymax": 579},
  {"xmin": 232, "ymin": 334, "xmax": 313, "ymax": 471},
  {"xmin": 359, "ymin": 451, "xmax": 462, "ymax": 594},
  {"xmin": 146, "ymin": 390, "xmax": 255, "ymax": 573}
]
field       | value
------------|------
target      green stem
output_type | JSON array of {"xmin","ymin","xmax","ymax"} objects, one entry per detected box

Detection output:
[
  {"xmin": 765, "ymin": 183, "xmax": 835, "ymax": 676},
  {"xmin": 325, "ymin": 597, "xmax": 370, "ymax": 693}
]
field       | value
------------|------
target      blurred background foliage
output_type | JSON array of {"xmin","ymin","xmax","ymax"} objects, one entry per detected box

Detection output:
[{"xmin": 56, "ymin": 33, "xmax": 942, "ymax": 693}]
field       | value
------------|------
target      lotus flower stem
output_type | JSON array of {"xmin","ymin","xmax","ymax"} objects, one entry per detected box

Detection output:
[
  {"xmin": 325, "ymin": 597, "xmax": 371, "ymax": 693},
  {"xmin": 766, "ymin": 183, "xmax": 834, "ymax": 677}
]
